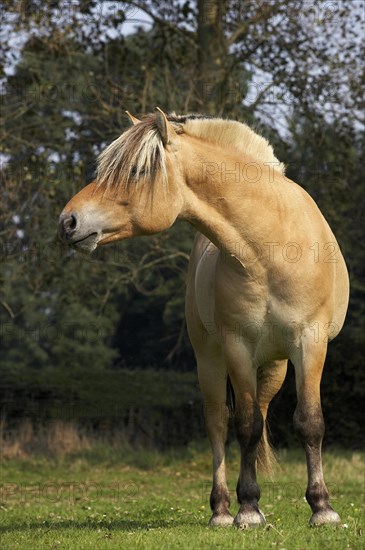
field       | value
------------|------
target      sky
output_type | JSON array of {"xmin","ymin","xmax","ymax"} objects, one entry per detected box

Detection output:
[{"xmin": 1, "ymin": 0, "xmax": 363, "ymax": 140}]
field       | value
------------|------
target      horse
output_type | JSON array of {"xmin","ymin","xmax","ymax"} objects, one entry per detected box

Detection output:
[{"xmin": 59, "ymin": 108, "xmax": 349, "ymax": 528}]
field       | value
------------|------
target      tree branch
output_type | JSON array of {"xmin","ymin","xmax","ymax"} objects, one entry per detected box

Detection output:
[{"xmin": 123, "ymin": 1, "xmax": 197, "ymax": 48}]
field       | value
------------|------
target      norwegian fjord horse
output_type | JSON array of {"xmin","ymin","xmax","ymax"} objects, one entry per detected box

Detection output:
[{"xmin": 59, "ymin": 109, "xmax": 349, "ymax": 527}]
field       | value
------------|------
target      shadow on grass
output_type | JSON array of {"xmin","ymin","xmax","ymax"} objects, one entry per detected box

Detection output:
[{"xmin": 0, "ymin": 516, "xmax": 206, "ymax": 534}]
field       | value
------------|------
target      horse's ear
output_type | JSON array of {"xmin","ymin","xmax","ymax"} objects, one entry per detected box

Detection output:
[
  {"xmin": 155, "ymin": 107, "xmax": 176, "ymax": 146},
  {"xmin": 125, "ymin": 111, "xmax": 141, "ymax": 125}
]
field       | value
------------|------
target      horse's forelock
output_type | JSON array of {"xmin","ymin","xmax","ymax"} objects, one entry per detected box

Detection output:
[
  {"xmin": 96, "ymin": 112, "xmax": 285, "ymax": 192},
  {"xmin": 96, "ymin": 118, "xmax": 168, "ymax": 192}
]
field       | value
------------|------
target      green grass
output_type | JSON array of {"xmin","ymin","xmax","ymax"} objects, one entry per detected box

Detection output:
[{"xmin": 0, "ymin": 445, "xmax": 364, "ymax": 549}]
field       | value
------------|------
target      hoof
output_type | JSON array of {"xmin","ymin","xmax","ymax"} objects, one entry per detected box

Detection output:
[
  {"xmin": 309, "ymin": 509, "xmax": 341, "ymax": 526},
  {"xmin": 234, "ymin": 508, "xmax": 265, "ymax": 529},
  {"xmin": 209, "ymin": 513, "xmax": 234, "ymax": 527}
]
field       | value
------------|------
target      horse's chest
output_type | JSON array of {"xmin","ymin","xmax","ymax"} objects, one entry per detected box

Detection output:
[{"xmin": 195, "ymin": 250, "xmax": 269, "ymax": 332}]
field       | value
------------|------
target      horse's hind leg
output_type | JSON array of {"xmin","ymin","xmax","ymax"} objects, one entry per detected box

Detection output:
[
  {"xmin": 196, "ymin": 347, "xmax": 233, "ymax": 527},
  {"xmin": 291, "ymin": 336, "xmax": 341, "ymax": 526}
]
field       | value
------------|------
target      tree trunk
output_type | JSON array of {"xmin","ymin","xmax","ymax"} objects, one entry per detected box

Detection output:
[{"xmin": 197, "ymin": 0, "xmax": 228, "ymax": 115}]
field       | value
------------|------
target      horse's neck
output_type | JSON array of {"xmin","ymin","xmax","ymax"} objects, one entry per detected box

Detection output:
[{"xmin": 180, "ymin": 139, "xmax": 290, "ymax": 258}]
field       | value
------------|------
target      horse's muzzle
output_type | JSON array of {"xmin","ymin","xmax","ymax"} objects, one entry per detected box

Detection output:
[{"xmin": 58, "ymin": 211, "xmax": 99, "ymax": 252}]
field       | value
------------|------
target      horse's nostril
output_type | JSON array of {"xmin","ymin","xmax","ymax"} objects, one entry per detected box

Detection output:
[
  {"xmin": 60, "ymin": 213, "xmax": 78, "ymax": 238},
  {"xmin": 68, "ymin": 214, "xmax": 77, "ymax": 230}
]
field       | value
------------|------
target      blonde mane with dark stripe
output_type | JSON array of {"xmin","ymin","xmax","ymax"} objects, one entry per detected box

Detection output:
[{"xmin": 96, "ymin": 113, "xmax": 285, "ymax": 190}]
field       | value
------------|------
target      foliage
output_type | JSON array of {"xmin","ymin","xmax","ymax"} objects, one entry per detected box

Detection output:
[{"xmin": 0, "ymin": 1, "xmax": 363, "ymax": 446}]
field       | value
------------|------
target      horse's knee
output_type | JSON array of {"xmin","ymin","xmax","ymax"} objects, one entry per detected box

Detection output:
[
  {"xmin": 204, "ymin": 402, "xmax": 229, "ymax": 434},
  {"xmin": 235, "ymin": 400, "xmax": 263, "ymax": 452},
  {"xmin": 293, "ymin": 404, "xmax": 324, "ymax": 447}
]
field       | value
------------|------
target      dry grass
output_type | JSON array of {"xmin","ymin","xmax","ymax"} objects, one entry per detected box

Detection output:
[{"xmin": 0, "ymin": 419, "xmax": 93, "ymax": 460}]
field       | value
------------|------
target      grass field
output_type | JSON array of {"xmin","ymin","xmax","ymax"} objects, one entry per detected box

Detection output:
[{"xmin": 0, "ymin": 444, "xmax": 364, "ymax": 549}]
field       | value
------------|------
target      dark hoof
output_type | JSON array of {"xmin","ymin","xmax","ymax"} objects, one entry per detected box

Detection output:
[
  {"xmin": 209, "ymin": 512, "xmax": 234, "ymax": 527},
  {"xmin": 234, "ymin": 508, "xmax": 265, "ymax": 528},
  {"xmin": 309, "ymin": 509, "xmax": 341, "ymax": 526}
]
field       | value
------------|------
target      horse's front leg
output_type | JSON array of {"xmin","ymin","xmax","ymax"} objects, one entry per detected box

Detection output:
[
  {"xmin": 225, "ymin": 344, "xmax": 266, "ymax": 528},
  {"xmin": 197, "ymin": 352, "xmax": 234, "ymax": 527},
  {"xmin": 234, "ymin": 392, "xmax": 265, "ymax": 527},
  {"xmin": 206, "ymin": 400, "xmax": 233, "ymax": 526},
  {"xmin": 292, "ymin": 338, "xmax": 341, "ymax": 526}
]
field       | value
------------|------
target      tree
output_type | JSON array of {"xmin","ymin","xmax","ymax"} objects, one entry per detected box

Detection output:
[{"xmin": 0, "ymin": 0, "xmax": 363, "ymax": 446}]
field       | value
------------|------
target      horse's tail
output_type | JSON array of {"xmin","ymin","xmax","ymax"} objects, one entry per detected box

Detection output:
[
  {"xmin": 257, "ymin": 420, "xmax": 276, "ymax": 476},
  {"xmin": 226, "ymin": 375, "xmax": 236, "ymax": 416},
  {"xmin": 226, "ymin": 376, "xmax": 276, "ymax": 476}
]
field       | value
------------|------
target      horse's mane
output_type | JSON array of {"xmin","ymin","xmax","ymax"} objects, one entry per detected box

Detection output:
[{"xmin": 96, "ymin": 113, "xmax": 285, "ymax": 190}]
